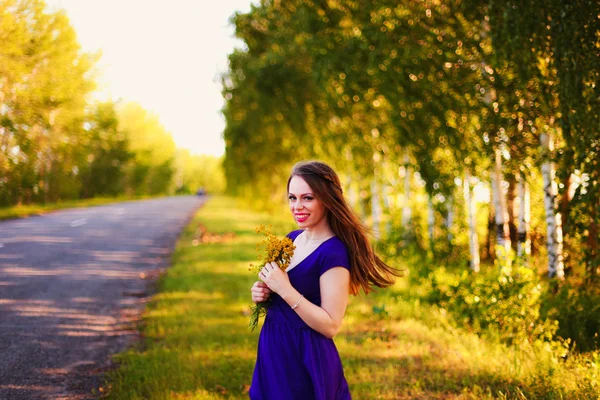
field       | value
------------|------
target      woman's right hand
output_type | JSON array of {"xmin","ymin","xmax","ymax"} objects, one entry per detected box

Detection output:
[{"xmin": 251, "ymin": 281, "xmax": 272, "ymax": 303}]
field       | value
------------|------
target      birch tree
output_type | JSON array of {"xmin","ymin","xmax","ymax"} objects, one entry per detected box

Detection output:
[
  {"xmin": 445, "ymin": 196, "xmax": 454, "ymax": 243},
  {"xmin": 465, "ymin": 0, "xmax": 599, "ymax": 276},
  {"xmin": 381, "ymin": 182, "xmax": 392, "ymax": 235},
  {"xmin": 464, "ymin": 171, "xmax": 480, "ymax": 272},
  {"xmin": 491, "ymin": 148, "xmax": 511, "ymax": 262},
  {"xmin": 541, "ymin": 132, "xmax": 564, "ymax": 279},
  {"xmin": 427, "ymin": 197, "xmax": 435, "ymax": 254},
  {"xmin": 401, "ymin": 151, "xmax": 412, "ymax": 228},
  {"xmin": 517, "ymin": 172, "xmax": 531, "ymax": 259},
  {"xmin": 370, "ymin": 178, "xmax": 382, "ymax": 240}
]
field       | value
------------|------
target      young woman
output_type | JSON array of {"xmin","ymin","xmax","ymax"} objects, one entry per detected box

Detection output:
[{"xmin": 249, "ymin": 161, "xmax": 400, "ymax": 400}]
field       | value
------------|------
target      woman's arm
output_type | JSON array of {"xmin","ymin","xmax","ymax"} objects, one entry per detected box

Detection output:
[
  {"xmin": 282, "ymin": 267, "xmax": 350, "ymax": 338},
  {"xmin": 259, "ymin": 262, "xmax": 350, "ymax": 339}
]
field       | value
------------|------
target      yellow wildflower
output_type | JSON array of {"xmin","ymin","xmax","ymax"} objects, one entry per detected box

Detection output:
[{"xmin": 249, "ymin": 225, "xmax": 295, "ymax": 331}]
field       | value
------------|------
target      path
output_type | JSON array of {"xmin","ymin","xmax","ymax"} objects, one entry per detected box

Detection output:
[{"xmin": 0, "ymin": 196, "xmax": 205, "ymax": 399}]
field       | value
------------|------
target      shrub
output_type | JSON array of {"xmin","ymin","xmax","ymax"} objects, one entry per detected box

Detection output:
[
  {"xmin": 543, "ymin": 282, "xmax": 600, "ymax": 352},
  {"xmin": 430, "ymin": 264, "xmax": 569, "ymax": 356}
]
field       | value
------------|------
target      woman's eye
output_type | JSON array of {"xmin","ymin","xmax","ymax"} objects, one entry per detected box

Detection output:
[
  {"xmin": 304, "ymin": 197, "xmax": 313, "ymax": 201},
  {"xmin": 288, "ymin": 196, "xmax": 296, "ymax": 200}
]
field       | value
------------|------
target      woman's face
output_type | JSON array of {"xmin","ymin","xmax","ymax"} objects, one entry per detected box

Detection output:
[{"xmin": 288, "ymin": 175, "xmax": 328, "ymax": 230}]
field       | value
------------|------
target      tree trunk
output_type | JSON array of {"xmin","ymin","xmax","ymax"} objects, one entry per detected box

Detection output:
[
  {"xmin": 517, "ymin": 172, "xmax": 531, "ymax": 260},
  {"xmin": 491, "ymin": 148, "xmax": 511, "ymax": 262},
  {"xmin": 428, "ymin": 197, "xmax": 435, "ymax": 254},
  {"xmin": 560, "ymin": 170, "xmax": 573, "ymax": 239},
  {"xmin": 540, "ymin": 132, "xmax": 564, "ymax": 279},
  {"xmin": 371, "ymin": 179, "xmax": 381, "ymax": 240},
  {"xmin": 445, "ymin": 196, "xmax": 454, "ymax": 242},
  {"xmin": 586, "ymin": 198, "xmax": 599, "ymax": 280},
  {"xmin": 559, "ymin": 173, "xmax": 575, "ymax": 271},
  {"xmin": 381, "ymin": 181, "xmax": 392, "ymax": 234},
  {"xmin": 464, "ymin": 170, "xmax": 480, "ymax": 272},
  {"xmin": 507, "ymin": 176, "xmax": 518, "ymax": 251},
  {"xmin": 485, "ymin": 204, "xmax": 495, "ymax": 261},
  {"xmin": 402, "ymin": 150, "xmax": 411, "ymax": 228}
]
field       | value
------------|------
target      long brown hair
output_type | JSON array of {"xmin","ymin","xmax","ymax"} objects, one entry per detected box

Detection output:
[{"xmin": 287, "ymin": 160, "xmax": 401, "ymax": 295}]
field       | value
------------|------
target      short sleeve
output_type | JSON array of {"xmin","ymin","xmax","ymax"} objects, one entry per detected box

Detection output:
[{"xmin": 319, "ymin": 242, "xmax": 350, "ymax": 276}]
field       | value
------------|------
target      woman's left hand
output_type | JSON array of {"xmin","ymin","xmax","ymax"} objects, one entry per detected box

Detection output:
[{"xmin": 258, "ymin": 261, "xmax": 292, "ymax": 295}]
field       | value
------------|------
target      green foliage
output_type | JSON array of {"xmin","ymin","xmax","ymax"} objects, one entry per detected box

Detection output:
[
  {"xmin": 429, "ymin": 264, "xmax": 569, "ymax": 356},
  {"xmin": 222, "ymin": 0, "xmax": 600, "ymax": 364},
  {"xmin": 173, "ymin": 151, "xmax": 225, "ymax": 195},
  {"xmin": 79, "ymin": 101, "xmax": 132, "ymax": 198},
  {"xmin": 399, "ymin": 233, "xmax": 600, "ymax": 356},
  {"xmin": 223, "ymin": 0, "xmax": 599, "ymax": 277},
  {"xmin": 543, "ymin": 283, "xmax": 600, "ymax": 353},
  {"xmin": 0, "ymin": 1, "xmax": 197, "ymax": 207},
  {"xmin": 0, "ymin": 0, "xmax": 95, "ymax": 205},
  {"xmin": 117, "ymin": 102, "xmax": 176, "ymax": 196},
  {"xmin": 464, "ymin": 0, "xmax": 600, "ymax": 274}
]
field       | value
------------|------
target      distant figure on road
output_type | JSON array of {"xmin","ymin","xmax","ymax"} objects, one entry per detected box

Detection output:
[
  {"xmin": 196, "ymin": 187, "xmax": 206, "ymax": 196},
  {"xmin": 249, "ymin": 160, "xmax": 401, "ymax": 399}
]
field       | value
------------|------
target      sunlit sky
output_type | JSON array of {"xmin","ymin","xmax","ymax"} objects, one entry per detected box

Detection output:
[{"xmin": 46, "ymin": 0, "xmax": 253, "ymax": 157}]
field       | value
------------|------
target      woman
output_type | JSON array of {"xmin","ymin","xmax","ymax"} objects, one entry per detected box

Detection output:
[{"xmin": 249, "ymin": 161, "xmax": 400, "ymax": 400}]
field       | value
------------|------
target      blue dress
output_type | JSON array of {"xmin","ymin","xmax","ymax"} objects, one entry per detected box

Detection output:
[{"xmin": 249, "ymin": 230, "xmax": 352, "ymax": 400}]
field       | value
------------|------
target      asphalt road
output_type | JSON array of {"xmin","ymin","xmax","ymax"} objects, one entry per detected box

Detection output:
[{"xmin": 0, "ymin": 196, "xmax": 205, "ymax": 399}]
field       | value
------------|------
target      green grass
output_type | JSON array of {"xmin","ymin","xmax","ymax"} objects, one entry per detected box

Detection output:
[
  {"xmin": 104, "ymin": 196, "xmax": 600, "ymax": 399},
  {"xmin": 0, "ymin": 195, "xmax": 165, "ymax": 221}
]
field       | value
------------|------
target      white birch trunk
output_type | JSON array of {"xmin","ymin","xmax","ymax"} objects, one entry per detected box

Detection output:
[
  {"xmin": 541, "ymin": 132, "xmax": 565, "ymax": 279},
  {"xmin": 491, "ymin": 148, "xmax": 511, "ymax": 258},
  {"xmin": 428, "ymin": 197, "xmax": 435, "ymax": 251},
  {"xmin": 381, "ymin": 181, "xmax": 392, "ymax": 234},
  {"xmin": 517, "ymin": 172, "xmax": 531, "ymax": 259},
  {"xmin": 464, "ymin": 171, "xmax": 480, "ymax": 272},
  {"xmin": 371, "ymin": 179, "xmax": 381, "ymax": 239},
  {"xmin": 445, "ymin": 196, "xmax": 454, "ymax": 242},
  {"xmin": 402, "ymin": 151, "xmax": 412, "ymax": 227}
]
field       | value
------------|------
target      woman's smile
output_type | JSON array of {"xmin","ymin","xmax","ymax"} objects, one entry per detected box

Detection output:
[{"xmin": 295, "ymin": 213, "xmax": 309, "ymax": 223}]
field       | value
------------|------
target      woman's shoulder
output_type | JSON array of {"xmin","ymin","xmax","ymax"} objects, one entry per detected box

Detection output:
[
  {"xmin": 322, "ymin": 235, "xmax": 349, "ymax": 254},
  {"xmin": 319, "ymin": 236, "xmax": 350, "ymax": 271},
  {"xmin": 327, "ymin": 235, "xmax": 346, "ymax": 247}
]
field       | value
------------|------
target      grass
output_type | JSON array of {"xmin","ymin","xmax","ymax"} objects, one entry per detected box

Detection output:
[
  {"xmin": 0, "ymin": 195, "xmax": 165, "ymax": 221},
  {"xmin": 103, "ymin": 195, "xmax": 600, "ymax": 399}
]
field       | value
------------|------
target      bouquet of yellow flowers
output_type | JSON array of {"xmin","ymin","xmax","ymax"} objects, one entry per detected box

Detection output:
[{"xmin": 249, "ymin": 225, "xmax": 295, "ymax": 331}]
